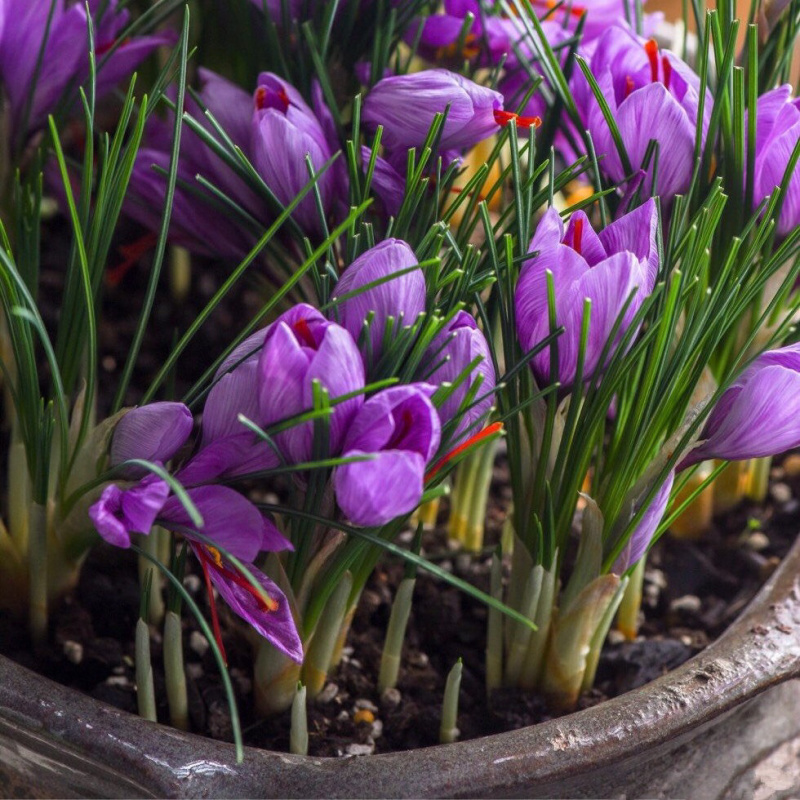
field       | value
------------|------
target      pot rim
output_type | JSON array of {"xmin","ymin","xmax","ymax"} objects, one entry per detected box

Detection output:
[{"xmin": 2, "ymin": 535, "xmax": 799, "ymax": 798}]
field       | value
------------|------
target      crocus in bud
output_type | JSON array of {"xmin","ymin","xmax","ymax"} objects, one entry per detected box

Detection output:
[
  {"xmin": 681, "ymin": 343, "xmax": 800, "ymax": 467},
  {"xmin": 515, "ymin": 199, "xmax": 659, "ymax": 386},
  {"xmin": 418, "ymin": 311, "xmax": 496, "ymax": 445},
  {"xmin": 331, "ymin": 239, "xmax": 425, "ymax": 364},
  {"xmin": 110, "ymin": 402, "xmax": 193, "ymax": 472},
  {"xmin": 572, "ymin": 27, "xmax": 710, "ymax": 203},
  {"xmin": 334, "ymin": 385, "xmax": 441, "ymax": 526},
  {"xmin": 251, "ymin": 72, "xmax": 335, "ymax": 234},
  {"xmin": 258, "ymin": 304, "xmax": 365, "ymax": 464},
  {"xmin": 612, "ymin": 471, "xmax": 674, "ymax": 574},
  {"xmin": 749, "ymin": 85, "xmax": 800, "ymax": 238},
  {"xmin": 364, "ymin": 69, "xmax": 530, "ymax": 157}
]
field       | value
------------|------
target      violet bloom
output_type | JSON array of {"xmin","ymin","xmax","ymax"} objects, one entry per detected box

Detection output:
[
  {"xmin": 334, "ymin": 384, "xmax": 441, "ymax": 526},
  {"xmin": 251, "ymin": 72, "xmax": 335, "ymax": 235},
  {"xmin": 544, "ymin": 0, "xmax": 663, "ymax": 47},
  {"xmin": 749, "ymin": 85, "xmax": 800, "ymax": 238},
  {"xmin": 612, "ymin": 471, "xmax": 674, "ymax": 574},
  {"xmin": 0, "ymin": 0, "xmax": 169, "ymax": 147},
  {"xmin": 331, "ymin": 239, "xmax": 425, "ymax": 364},
  {"xmin": 515, "ymin": 199, "xmax": 659, "ymax": 386},
  {"xmin": 110, "ymin": 402, "xmax": 194, "ymax": 473},
  {"xmin": 418, "ymin": 311, "xmax": 496, "ymax": 445},
  {"xmin": 573, "ymin": 27, "xmax": 710, "ymax": 203},
  {"xmin": 363, "ymin": 69, "xmax": 517, "ymax": 156},
  {"xmin": 258, "ymin": 304, "xmax": 365, "ymax": 464},
  {"xmin": 681, "ymin": 343, "xmax": 800, "ymax": 467}
]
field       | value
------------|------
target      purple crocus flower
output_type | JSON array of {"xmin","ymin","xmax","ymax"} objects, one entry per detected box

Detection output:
[
  {"xmin": 515, "ymin": 199, "xmax": 659, "ymax": 386},
  {"xmin": 612, "ymin": 470, "xmax": 674, "ymax": 574},
  {"xmin": 0, "ymin": 0, "xmax": 170, "ymax": 147},
  {"xmin": 543, "ymin": 0, "xmax": 663, "ymax": 47},
  {"xmin": 749, "ymin": 85, "xmax": 800, "ymax": 238},
  {"xmin": 110, "ymin": 402, "xmax": 194, "ymax": 472},
  {"xmin": 572, "ymin": 27, "xmax": 710, "ymax": 202},
  {"xmin": 681, "ymin": 343, "xmax": 800, "ymax": 467},
  {"xmin": 363, "ymin": 69, "xmax": 520, "ymax": 156},
  {"xmin": 334, "ymin": 384, "xmax": 441, "ymax": 526},
  {"xmin": 331, "ymin": 239, "xmax": 425, "ymax": 364},
  {"xmin": 251, "ymin": 72, "xmax": 335, "ymax": 234},
  {"xmin": 418, "ymin": 311, "xmax": 496, "ymax": 445},
  {"xmin": 258, "ymin": 304, "xmax": 365, "ymax": 464}
]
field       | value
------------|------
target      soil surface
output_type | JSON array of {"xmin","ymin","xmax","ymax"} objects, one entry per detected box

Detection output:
[
  {"xmin": 2, "ymin": 217, "xmax": 799, "ymax": 758},
  {"xmin": 2, "ymin": 455, "xmax": 798, "ymax": 757}
]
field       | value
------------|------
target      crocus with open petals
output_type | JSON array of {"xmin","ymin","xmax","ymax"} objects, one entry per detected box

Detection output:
[
  {"xmin": 334, "ymin": 385, "xmax": 441, "ymax": 526},
  {"xmin": 331, "ymin": 239, "xmax": 425, "ymax": 364},
  {"xmin": 681, "ymin": 343, "xmax": 800, "ymax": 467},
  {"xmin": 515, "ymin": 199, "xmax": 659, "ymax": 386},
  {"xmin": 258, "ymin": 304, "xmax": 365, "ymax": 464},
  {"xmin": 573, "ymin": 27, "xmax": 710, "ymax": 203}
]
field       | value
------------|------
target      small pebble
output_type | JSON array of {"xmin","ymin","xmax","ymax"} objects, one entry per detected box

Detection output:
[
  {"xmin": 340, "ymin": 646, "xmax": 354, "ymax": 658},
  {"xmin": 183, "ymin": 574, "xmax": 201, "ymax": 594},
  {"xmin": 105, "ymin": 675, "xmax": 129, "ymax": 688},
  {"xmin": 189, "ymin": 631, "xmax": 209, "ymax": 657},
  {"xmin": 371, "ymin": 719, "xmax": 384, "ymax": 739},
  {"xmin": 680, "ymin": 635, "xmax": 693, "ymax": 647},
  {"xmin": 407, "ymin": 651, "xmax": 430, "ymax": 668},
  {"xmin": 354, "ymin": 698, "xmax": 379, "ymax": 713},
  {"xmin": 112, "ymin": 665, "xmax": 125, "ymax": 675},
  {"xmin": 62, "ymin": 640, "xmax": 83, "ymax": 665},
  {"xmin": 380, "ymin": 687, "xmax": 402, "ymax": 710},
  {"xmin": 770, "ymin": 482, "xmax": 792, "ymax": 504},
  {"xmin": 645, "ymin": 568, "xmax": 667, "ymax": 590},
  {"xmin": 607, "ymin": 630, "xmax": 626, "ymax": 645},
  {"xmin": 745, "ymin": 532, "xmax": 770, "ymax": 552},
  {"xmin": 186, "ymin": 663, "xmax": 203, "ymax": 680},
  {"xmin": 783, "ymin": 454, "xmax": 800, "ymax": 477},
  {"xmin": 230, "ymin": 668, "xmax": 252, "ymax": 695},
  {"xmin": 317, "ymin": 683, "xmax": 339, "ymax": 704},
  {"xmin": 670, "ymin": 595, "xmax": 702, "ymax": 614},
  {"xmin": 348, "ymin": 658, "xmax": 362, "ymax": 670},
  {"xmin": 346, "ymin": 743, "xmax": 375, "ymax": 757},
  {"xmin": 455, "ymin": 554, "xmax": 472, "ymax": 573},
  {"xmin": 336, "ymin": 710, "xmax": 350, "ymax": 722}
]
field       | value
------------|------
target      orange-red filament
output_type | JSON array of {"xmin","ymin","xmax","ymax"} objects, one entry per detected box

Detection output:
[
  {"xmin": 493, "ymin": 109, "xmax": 542, "ymax": 130},
  {"xmin": 426, "ymin": 422, "xmax": 504, "ymax": 482}
]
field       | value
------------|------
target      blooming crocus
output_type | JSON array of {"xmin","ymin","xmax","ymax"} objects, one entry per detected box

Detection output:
[
  {"xmin": 331, "ymin": 239, "xmax": 425, "ymax": 364},
  {"xmin": 0, "ymin": 0, "xmax": 169, "ymax": 148},
  {"xmin": 251, "ymin": 72, "xmax": 335, "ymax": 234},
  {"xmin": 418, "ymin": 311, "xmax": 496, "ymax": 446},
  {"xmin": 572, "ymin": 27, "xmax": 710, "ymax": 203},
  {"xmin": 515, "ymin": 199, "xmax": 659, "ymax": 386},
  {"xmin": 749, "ymin": 85, "xmax": 800, "ymax": 238},
  {"xmin": 110, "ymin": 402, "xmax": 194, "ymax": 472},
  {"xmin": 334, "ymin": 384, "xmax": 441, "ymax": 526},
  {"xmin": 541, "ymin": 0, "xmax": 663, "ymax": 47},
  {"xmin": 363, "ymin": 69, "xmax": 536, "ymax": 157},
  {"xmin": 258, "ymin": 304, "xmax": 365, "ymax": 464},
  {"xmin": 681, "ymin": 343, "xmax": 800, "ymax": 468},
  {"xmin": 612, "ymin": 470, "xmax": 674, "ymax": 574}
]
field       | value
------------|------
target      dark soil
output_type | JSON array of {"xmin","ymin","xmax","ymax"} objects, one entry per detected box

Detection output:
[
  {"xmin": 2, "ymin": 216, "xmax": 799, "ymax": 758},
  {"xmin": 2, "ymin": 459, "xmax": 798, "ymax": 757}
]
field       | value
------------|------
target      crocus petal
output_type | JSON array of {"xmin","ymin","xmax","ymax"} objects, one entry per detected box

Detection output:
[
  {"xmin": 197, "ymin": 547, "xmax": 303, "ymax": 663},
  {"xmin": 202, "ymin": 362, "xmax": 262, "ymax": 445},
  {"xmin": 161, "ymin": 486, "xmax": 272, "ymax": 562},
  {"xmin": 613, "ymin": 470, "xmax": 675, "ymax": 574},
  {"xmin": 331, "ymin": 239, "xmax": 425, "ymax": 363},
  {"xmin": 110, "ymin": 402, "xmax": 193, "ymax": 467},
  {"xmin": 599, "ymin": 198, "xmax": 659, "ymax": 288},
  {"xmin": 334, "ymin": 449, "xmax": 426, "ymax": 526}
]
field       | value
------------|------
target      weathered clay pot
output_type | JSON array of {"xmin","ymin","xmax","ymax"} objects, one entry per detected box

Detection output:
[{"xmin": 2, "ymin": 535, "xmax": 800, "ymax": 799}]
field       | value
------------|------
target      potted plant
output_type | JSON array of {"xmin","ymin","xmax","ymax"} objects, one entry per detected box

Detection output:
[{"xmin": 1, "ymin": 0, "xmax": 800, "ymax": 797}]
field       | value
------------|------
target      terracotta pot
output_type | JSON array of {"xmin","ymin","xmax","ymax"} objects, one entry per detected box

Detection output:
[{"xmin": 2, "ymin": 536, "xmax": 800, "ymax": 799}]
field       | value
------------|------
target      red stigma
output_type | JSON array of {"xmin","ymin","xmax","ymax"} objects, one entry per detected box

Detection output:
[
  {"xmin": 425, "ymin": 422, "xmax": 504, "ymax": 482},
  {"xmin": 644, "ymin": 39, "xmax": 659, "ymax": 84},
  {"xmin": 198, "ymin": 553, "xmax": 228, "ymax": 666},
  {"xmin": 292, "ymin": 318, "xmax": 317, "ymax": 348},
  {"xmin": 572, "ymin": 217, "xmax": 584, "ymax": 256},
  {"xmin": 493, "ymin": 109, "xmax": 542, "ymax": 130},
  {"xmin": 662, "ymin": 55, "xmax": 672, "ymax": 90},
  {"xmin": 624, "ymin": 76, "xmax": 635, "ymax": 100},
  {"xmin": 107, "ymin": 232, "xmax": 158, "ymax": 287},
  {"xmin": 255, "ymin": 86, "xmax": 290, "ymax": 113}
]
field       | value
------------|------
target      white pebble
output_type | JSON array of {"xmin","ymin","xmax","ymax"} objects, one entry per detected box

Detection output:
[
  {"xmin": 105, "ymin": 675, "xmax": 129, "ymax": 688},
  {"xmin": 317, "ymin": 682, "xmax": 339, "ymax": 704},
  {"xmin": 62, "ymin": 640, "xmax": 83, "ymax": 664},
  {"xmin": 189, "ymin": 631, "xmax": 209, "ymax": 657},
  {"xmin": 670, "ymin": 595, "xmax": 702, "ymax": 613},
  {"xmin": 770, "ymin": 483, "xmax": 792, "ymax": 504},
  {"xmin": 354, "ymin": 698, "xmax": 378, "ymax": 713},
  {"xmin": 346, "ymin": 743, "xmax": 375, "ymax": 757},
  {"xmin": 183, "ymin": 574, "xmax": 201, "ymax": 593},
  {"xmin": 380, "ymin": 688, "xmax": 402, "ymax": 709},
  {"xmin": 746, "ymin": 532, "xmax": 770, "ymax": 552},
  {"xmin": 371, "ymin": 719, "xmax": 384, "ymax": 739},
  {"xmin": 607, "ymin": 630, "xmax": 626, "ymax": 645},
  {"xmin": 186, "ymin": 663, "xmax": 203, "ymax": 680}
]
